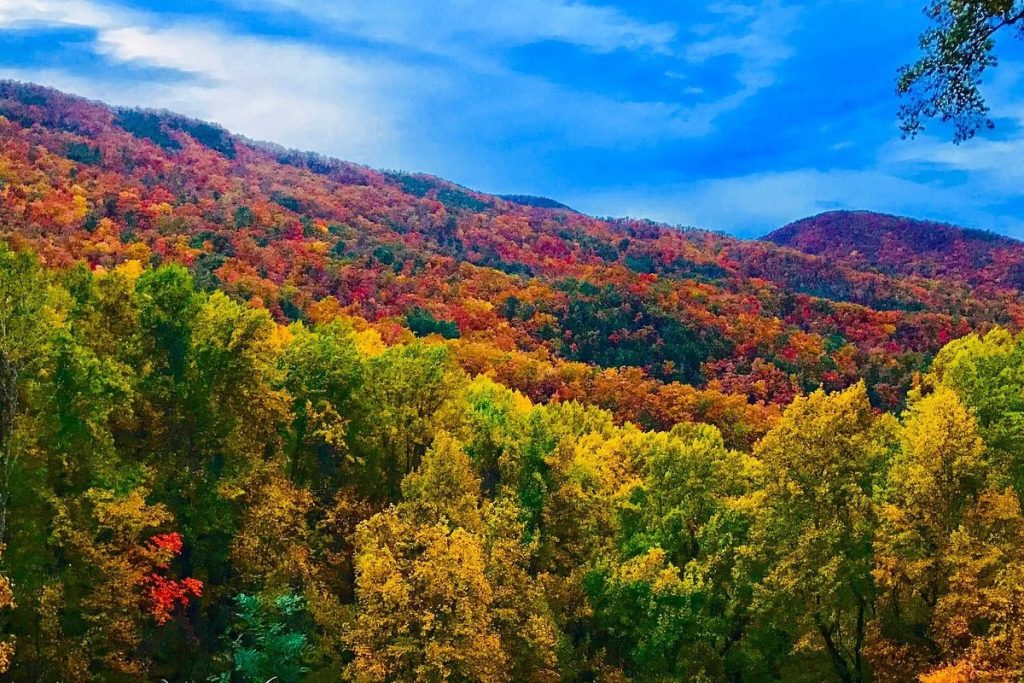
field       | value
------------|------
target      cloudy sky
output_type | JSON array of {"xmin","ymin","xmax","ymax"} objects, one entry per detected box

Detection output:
[{"xmin": 2, "ymin": 0, "xmax": 1024, "ymax": 237}]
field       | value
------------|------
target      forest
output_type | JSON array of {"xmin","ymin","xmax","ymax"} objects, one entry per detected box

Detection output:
[
  {"xmin": 1, "ymin": 80, "xmax": 1024, "ymax": 681},
  {"xmin": 4, "ymin": 242, "xmax": 1024, "ymax": 682}
]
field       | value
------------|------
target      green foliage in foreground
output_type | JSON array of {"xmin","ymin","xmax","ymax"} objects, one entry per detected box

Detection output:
[{"xmin": 0, "ymin": 243, "xmax": 1023, "ymax": 681}]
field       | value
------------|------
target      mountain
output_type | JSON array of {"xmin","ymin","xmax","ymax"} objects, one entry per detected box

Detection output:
[
  {"xmin": 5, "ymin": 81, "xmax": 1024, "ymax": 683},
  {"xmin": 0, "ymin": 80, "xmax": 1021, "ymax": 427},
  {"xmin": 766, "ymin": 210, "xmax": 1024, "ymax": 288}
]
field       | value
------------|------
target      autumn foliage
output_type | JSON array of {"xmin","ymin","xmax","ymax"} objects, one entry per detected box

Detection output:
[{"xmin": 1, "ymin": 83, "xmax": 1024, "ymax": 681}]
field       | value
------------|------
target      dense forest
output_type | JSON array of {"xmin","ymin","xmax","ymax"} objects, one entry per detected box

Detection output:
[
  {"xmin": 2, "ymin": 83, "xmax": 1024, "ymax": 681},
  {"xmin": 4, "ymin": 80, "xmax": 1024, "ymax": 430}
]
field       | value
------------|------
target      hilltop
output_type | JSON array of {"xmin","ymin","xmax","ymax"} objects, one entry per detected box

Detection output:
[{"xmin": 767, "ymin": 210, "xmax": 1024, "ymax": 287}]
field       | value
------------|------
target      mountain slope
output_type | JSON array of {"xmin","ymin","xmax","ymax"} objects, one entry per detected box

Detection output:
[
  {"xmin": 0, "ymin": 80, "xmax": 1021, "ymax": 421},
  {"xmin": 766, "ymin": 210, "xmax": 1024, "ymax": 288}
]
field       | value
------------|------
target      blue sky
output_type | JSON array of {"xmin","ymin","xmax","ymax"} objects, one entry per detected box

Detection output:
[{"xmin": 2, "ymin": 0, "xmax": 1024, "ymax": 237}]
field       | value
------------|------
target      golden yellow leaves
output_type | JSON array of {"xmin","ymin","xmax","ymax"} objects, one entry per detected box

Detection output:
[
  {"xmin": 231, "ymin": 474, "xmax": 314, "ymax": 589},
  {"xmin": 0, "ymin": 545, "xmax": 13, "ymax": 675},
  {"xmin": 401, "ymin": 431, "xmax": 483, "ymax": 532},
  {"xmin": 348, "ymin": 510, "xmax": 506, "ymax": 683},
  {"xmin": 927, "ymin": 489, "xmax": 1024, "ymax": 679}
]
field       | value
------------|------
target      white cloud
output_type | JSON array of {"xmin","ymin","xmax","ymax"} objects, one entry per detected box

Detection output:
[
  {"xmin": 884, "ymin": 136, "xmax": 1024, "ymax": 191},
  {"xmin": 0, "ymin": 0, "xmax": 430, "ymax": 166},
  {"xmin": 567, "ymin": 166, "xmax": 1024, "ymax": 238},
  {"xmin": 0, "ymin": 0, "xmax": 125, "ymax": 29},
  {"xmin": 0, "ymin": 0, "xmax": 805, "ymax": 175},
  {"xmin": 226, "ymin": 0, "xmax": 800, "ymax": 141},
  {"xmin": 681, "ymin": 1, "xmax": 801, "ymax": 126},
  {"xmin": 93, "ymin": 24, "xmax": 416, "ymax": 161},
  {"xmin": 477, "ymin": 0, "xmax": 804, "ymax": 144},
  {"xmin": 229, "ymin": 0, "xmax": 678, "ymax": 57},
  {"xmin": 556, "ymin": 50, "xmax": 1024, "ymax": 239}
]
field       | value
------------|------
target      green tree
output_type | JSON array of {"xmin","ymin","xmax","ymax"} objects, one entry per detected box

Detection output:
[
  {"xmin": 405, "ymin": 307, "xmax": 460, "ymax": 339},
  {"xmin": 0, "ymin": 245, "xmax": 56, "ymax": 542},
  {"xmin": 586, "ymin": 425, "xmax": 761, "ymax": 681},
  {"xmin": 352, "ymin": 342, "xmax": 465, "ymax": 500},
  {"xmin": 216, "ymin": 592, "xmax": 311, "ymax": 683},
  {"xmin": 456, "ymin": 377, "xmax": 533, "ymax": 498},
  {"xmin": 929, "ymin": 328, "xmax": 1024, "ymax": 494},
  {"xmin": 166, "ymin": 290, "xmax": 289, "ymax": 584},
  {"xmin": 279, "ymin": 320, "xmax": 363, "ymax": 488}
]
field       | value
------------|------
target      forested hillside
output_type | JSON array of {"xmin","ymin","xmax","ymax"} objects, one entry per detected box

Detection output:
[
  {"xmin": 2, "ymin": 82, "xmax": 1024, "ymax": 681},
  {"xmin": 3, "ymin": 81, "xmax": 1023, "ymax": 426}
]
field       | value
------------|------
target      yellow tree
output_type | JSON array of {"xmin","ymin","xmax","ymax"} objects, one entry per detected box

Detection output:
[
  {"xmin": 536, "ymin": 402, "xmax": 628, "ymax": 577},
  {"xmin": 749, "ymin": 383, "xmax": 894, "ymax": 683},
  {"xmin": 872, "ymin": 386, "xmax": 987, "ymax": 678},
  {"xmin": 347, "ymin": 431, "xmax": 507, "ymax": 682},
  {"xmin": 346, "ymin": 430, "xmax": 564, "ymax": 682},
  {"xmin": 346, "ymin": 509, "xmax": 507, "ymax": 683},
  {"xmin": 231, "ymin": 473, "xmax": 314, "ymax": 591},
  {"xmin": 482, "ymin": 499, "xmax": 561, "ymax": 683},
  {"xmin": 401, "ymin": 431, "xmax": 483, "ymax": 532},
  {"xmin": 46, "ymin": 487, "xmax": 201, "ymax": 680},
  {"xmin": 924, "ymin": 489, "xmax": 1024, "ymax": 680}
]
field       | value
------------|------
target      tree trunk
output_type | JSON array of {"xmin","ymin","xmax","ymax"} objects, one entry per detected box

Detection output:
[
  {"xmin": 854, "ymin": 596, "xmax": 866, "ymax": 683},
  {"xmin": 815, "ymin": 613, "xmax": 853, "ymax": 683}
]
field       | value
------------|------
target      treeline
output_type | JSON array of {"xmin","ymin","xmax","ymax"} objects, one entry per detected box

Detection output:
[{"xmin": 1, "ymin": 244, "xmax": 1024, "ymax": 682}]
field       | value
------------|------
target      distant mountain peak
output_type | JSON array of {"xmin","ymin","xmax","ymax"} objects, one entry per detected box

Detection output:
[{"xmin": 765, "ymin": 210, "xmax": 1024, "ymax": 287}]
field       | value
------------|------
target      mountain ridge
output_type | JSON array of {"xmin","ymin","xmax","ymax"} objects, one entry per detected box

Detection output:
[{"xmin": 1, "ymin": 79, "xmax": 1021, "ymax": 422}]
